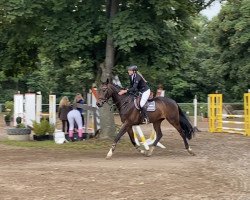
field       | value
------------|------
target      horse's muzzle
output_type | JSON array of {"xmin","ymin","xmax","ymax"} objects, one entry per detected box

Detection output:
[
  {"xmin": 96, "ymin": 102, "xmax": 102, "ymax": 107},
  {"xmin": 96, "ymin": 100, "xmax": 104, "ymax": 107}
]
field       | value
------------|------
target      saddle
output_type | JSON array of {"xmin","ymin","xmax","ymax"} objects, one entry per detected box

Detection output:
[{"xmin": 134, "ymin": 96, "xmax": 156, "ymax": 112}]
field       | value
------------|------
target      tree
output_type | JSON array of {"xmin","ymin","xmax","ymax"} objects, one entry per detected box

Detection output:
[
  {"xmin": 209, "ymin": 0, "xmax": 250, "ymax": 101},
  {"xmin": 0, "ymin": 0, "xmax": 219, "ymax": 138}
]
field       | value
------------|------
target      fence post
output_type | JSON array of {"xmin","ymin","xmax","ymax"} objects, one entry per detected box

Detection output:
[
  {"xmin": 49, "ymin": 95, "xmax": 56, "ymax": 125},
  {"xmin": 24, "ymin": 93, "xmax": 36, "ymax": 126},
  {"xmin": 193, "ymin": 95, "xmax": 200, "ymax": 132},
  {"xmin": 36, "ymin": 94, "xmax": 42, "ymax": 123},
  {"xmin": 14, "ymin": 94, "xmax": 24, "ymax": 126},
  {"xmin": 244, "ymin": 93, "xmax": 250, "ymax": 136}
]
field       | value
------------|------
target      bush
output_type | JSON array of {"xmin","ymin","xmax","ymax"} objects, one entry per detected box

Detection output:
[
  {"xmin": 16, "ymin": 123, "xmax": 26, "ymax": 128},
  {"xmin": 32, "ymin": 119, "xmax": 55, "ymax": 136},
  {"xmin": 47, "ymin": 124, "xmax": 55, "ymax": 135},
  {"xmin": 4, "ymin": 101, "xmax": 14, "ymax": 113},
  {"xmin": 4, "ymin": 113, "xmax": 11, "ymax": 122}
]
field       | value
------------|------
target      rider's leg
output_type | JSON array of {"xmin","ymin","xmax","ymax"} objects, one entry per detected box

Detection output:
[
  {"xmin": 75, "ymin": 111, "xmax": 83, "ymax": 141},
  {"xmin": 140, "ymin": 89, "xmax": 151, "ymax": 123},
  {"xmin": 67, "ymin": 113, "xmax": 75, "ymax": 141}
]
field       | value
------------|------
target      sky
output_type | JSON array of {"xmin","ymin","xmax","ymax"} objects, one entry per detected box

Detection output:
[{"xmin": 200, "ymin": 1, "xmax": 222, "ymax": 20}]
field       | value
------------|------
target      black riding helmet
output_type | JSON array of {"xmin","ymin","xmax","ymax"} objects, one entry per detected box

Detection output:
[{"xmin": 127, "ymin": 65, "xmax": 138, "ymax": 71}]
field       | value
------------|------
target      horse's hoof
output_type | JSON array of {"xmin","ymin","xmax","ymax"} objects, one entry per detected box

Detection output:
[
  {"xmin": 106, "ymin": 156, "xmax": 112, "ymax": 160},
  {"xmin": 146, "ymin": 152, "xmax": 152, "ymax": 157},
  {"xmin": 146, "ymin": 146, "xmax": 155, "ymax": 157},
  {"xmin": 140, "ymin": 149, "xmax": 146, "ymax": 155},
  {"xmin": 187, "ymin": 148, "xmax": 196, "ymax": 156}
]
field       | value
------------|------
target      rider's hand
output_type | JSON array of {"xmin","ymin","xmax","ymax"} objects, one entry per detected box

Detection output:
[{"xmin": 118, "ymin": 90, "xmax": 127, "ymax": 95}]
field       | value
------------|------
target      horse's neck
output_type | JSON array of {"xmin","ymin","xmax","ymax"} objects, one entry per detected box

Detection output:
[
  {"xmin": 111, "ymin": 92, "xmax": 124, "ymax": 108},
  {"xmin": 110, "ymin": 87, "xmax": 132, "ymax": 112}
]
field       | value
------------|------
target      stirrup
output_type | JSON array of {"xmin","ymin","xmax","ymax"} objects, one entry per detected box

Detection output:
[{"xmin": 142, "ymin": 118, "xmax": 149, "ymax": 124}]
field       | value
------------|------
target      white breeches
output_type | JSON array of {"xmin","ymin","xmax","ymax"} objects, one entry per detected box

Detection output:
[
  {"xmin": 140, "ymin": 89, "xmax": 151, "ymax": 108},
  {"xmin": 67, "ymin": 110, "xmax": 83, "ymax": 131}
]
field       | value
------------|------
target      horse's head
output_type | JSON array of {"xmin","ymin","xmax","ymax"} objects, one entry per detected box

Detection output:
[{"xmin": 96, "ymin": 79, "xmax": 114, "ymax": 107}]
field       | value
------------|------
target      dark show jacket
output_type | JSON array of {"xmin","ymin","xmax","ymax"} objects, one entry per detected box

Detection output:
[{"xmin": 127, "ymin": 73, "xmax": 149, "ymax": 93}]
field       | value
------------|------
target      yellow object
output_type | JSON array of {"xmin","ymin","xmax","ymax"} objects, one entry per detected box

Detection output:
[
  {"xmin": 209, "ymin": 93, "xmax": 250, "ymax": 136},
  {"xmin": 244, "ymin": 93, "xmax": 250, "ymax": 136},
  {"xmin": 208, "ymin": 94, "xmax": 222, "ymax": 133}
]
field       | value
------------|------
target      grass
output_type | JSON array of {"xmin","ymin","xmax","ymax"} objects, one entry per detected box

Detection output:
[{"xmin": 0, "ymin": 138, "xmax": 133, "ymax": 152}]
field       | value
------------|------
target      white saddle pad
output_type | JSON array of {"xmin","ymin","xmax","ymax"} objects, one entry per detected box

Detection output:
[{"xmin": 147, "ymin": 101, "xmax": 156, "ymax": 112}]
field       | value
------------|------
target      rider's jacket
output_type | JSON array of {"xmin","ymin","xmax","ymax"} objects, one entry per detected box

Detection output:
[{"xmin": 127, "ymin": 73, "xmax": 149, "ymax": 94}]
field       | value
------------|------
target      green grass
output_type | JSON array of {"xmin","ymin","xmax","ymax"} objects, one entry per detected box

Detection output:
[{"xmin": 0, "ymin": 138, "xmax": 133, "ymax": 151}]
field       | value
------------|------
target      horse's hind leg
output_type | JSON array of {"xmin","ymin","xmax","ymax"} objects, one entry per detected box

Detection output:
[
  {"xmin": 147, "ymin": 119, "xmax": 164, "ymax": 156},
  {"xmin": 169, "ymin": 120, "xmax": 195, "ymax": 156}
]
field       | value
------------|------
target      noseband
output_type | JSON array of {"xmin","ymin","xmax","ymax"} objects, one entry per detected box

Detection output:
[{"xmin": 98, "ymin": 84, "xmax": 112, "ymax": 104}]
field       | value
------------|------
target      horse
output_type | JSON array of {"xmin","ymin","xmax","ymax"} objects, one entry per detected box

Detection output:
[{"xmin": 96, "ymin": 79, "xmax": 195, "ymax": 159}]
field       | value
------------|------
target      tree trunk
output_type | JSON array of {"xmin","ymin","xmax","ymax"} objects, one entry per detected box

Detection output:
[{"xmin": 99, "ymin": 0, "xmax": 119, "ymax": 139}]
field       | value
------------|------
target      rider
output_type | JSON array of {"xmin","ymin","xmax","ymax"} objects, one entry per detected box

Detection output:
[{"xmin": 118, "ymin": 65, "xmax": 151, "ymax": 124}]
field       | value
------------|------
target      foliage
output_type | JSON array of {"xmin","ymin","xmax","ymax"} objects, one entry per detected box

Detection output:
[
  {"xmin": 47, "ymin": 123, "xmax": 56, "ymax": 135},
  {"xmin": 16, "ymin": 123, "xmax": 26, "ymax": 128},
  {"xmin": 32, "ymin": 119, "xmax": 55, "ymax": 136},
  {"xmin": 1, "ymin": 0, "xmax": 247, "ymax": 105},
  {"xmin": 4, "ymin": 101, "xmax": 14, "ymax": 112},
  {"xmin": 4, "ymin": 113, "xmax": 11, "ymax": 122},
  {"xmin": 209, "ymin": 0, "xmax": 250, "ymax": 101},
  {"xmin": 4, "ymin": 101, "xmax": 13, "ymax": 122}
]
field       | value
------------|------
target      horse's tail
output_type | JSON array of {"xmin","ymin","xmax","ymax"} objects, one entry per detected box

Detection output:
[{"xmin": 178, "ymin": 105, "xmax": 194, "ymax": 140}]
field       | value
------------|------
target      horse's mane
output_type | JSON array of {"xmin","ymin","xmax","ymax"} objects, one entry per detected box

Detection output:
[{"xmin": 109, "ymin": 83, "xmax": 123, "ymax": 91}]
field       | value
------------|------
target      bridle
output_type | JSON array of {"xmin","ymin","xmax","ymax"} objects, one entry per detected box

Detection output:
[{"xmin": 98, "ymin": 83, "xmax": 133, "ymax": 110}]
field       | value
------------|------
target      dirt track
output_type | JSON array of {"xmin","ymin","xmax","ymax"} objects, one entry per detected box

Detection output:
[{"xmin": 0, "ymin": 127, "xmax": 249, "ymax": 200}]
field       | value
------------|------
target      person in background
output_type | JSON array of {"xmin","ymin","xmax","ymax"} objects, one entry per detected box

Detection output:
[
  {"xmin": 67, "ymin": 103, "xmax": 83, "ymax": 141},
  {"xmin": 74, "ymin": 93, "xmax": 85, "ymax": 127},
  {"xmin": 58, "ymin": 96, "xmax": 71, "ymax": 134},
  {"xmin": 156, "ymin": 84, "xmax": 165, "ymax": 97}
]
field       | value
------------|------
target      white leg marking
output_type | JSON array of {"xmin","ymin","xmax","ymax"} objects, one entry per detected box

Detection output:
[{"xmin": 106, "ymin": 148, "xmax": 113, "ymax": 159}]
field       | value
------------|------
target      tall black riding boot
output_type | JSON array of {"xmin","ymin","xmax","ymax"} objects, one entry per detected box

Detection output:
[{"xmin": 140, "ymin": 106, "xmax": 150, "ymax": 124}]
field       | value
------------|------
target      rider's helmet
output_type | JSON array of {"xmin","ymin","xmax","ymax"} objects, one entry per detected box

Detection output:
[{"xmin": 127, "ymin": 65, "xmax": 138, "ymax": 71}]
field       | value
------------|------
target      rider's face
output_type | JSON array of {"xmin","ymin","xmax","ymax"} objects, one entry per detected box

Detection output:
[{"xmin": 128, "ymin": 70, "xmax": 134, "ymax": 76}]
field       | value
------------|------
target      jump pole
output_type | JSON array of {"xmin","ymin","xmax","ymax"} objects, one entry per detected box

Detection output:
[
  {"xmin": 133, "ymin": 126, "xmax": 166, "ymax": 149},
  {"xmin": 132, "ymin": 126, "xmax": 149, "ymax": 150},
  {"xmin": 209, "ymin": 93, "xmax": 250, "ymax": 136}
]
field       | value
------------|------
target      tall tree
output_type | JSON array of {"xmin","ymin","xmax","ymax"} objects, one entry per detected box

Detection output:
[
  {"xmin": 98, "ymin": 0, "xmax": 119, "ymax": 138},
  {"xmin": 208, "ymin": 0, "xmax": 250, "ymax": 101}
]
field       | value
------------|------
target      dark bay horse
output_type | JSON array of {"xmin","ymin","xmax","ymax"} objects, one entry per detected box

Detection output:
[{"xmin": 96, "ymin": 80, "xmax": 195, "ymax": 158}]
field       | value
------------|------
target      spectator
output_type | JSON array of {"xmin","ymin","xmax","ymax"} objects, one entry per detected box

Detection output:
[
  {"xmin": 58, "ymin": 96, "xmax": 71, "ymax": 134},
  {"xmin": 74, "ymin": 93, "xmax": 85, "ymax": 127},
  {"xmin": 156, "ymin": 84, "xmax": 165, "ymax": 97},
  {"xmin": 67, "ymin": 103, "xmax": 83, "ymax": 141}
]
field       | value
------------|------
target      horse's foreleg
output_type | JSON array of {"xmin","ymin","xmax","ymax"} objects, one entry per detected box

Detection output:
[
  {"xmin": 106, "ymin": 123, "xmax": 128, "ymax": 159},
  {"xmin": 127, "ymin": 127, "xmax": 146, "ymax": 156}
]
